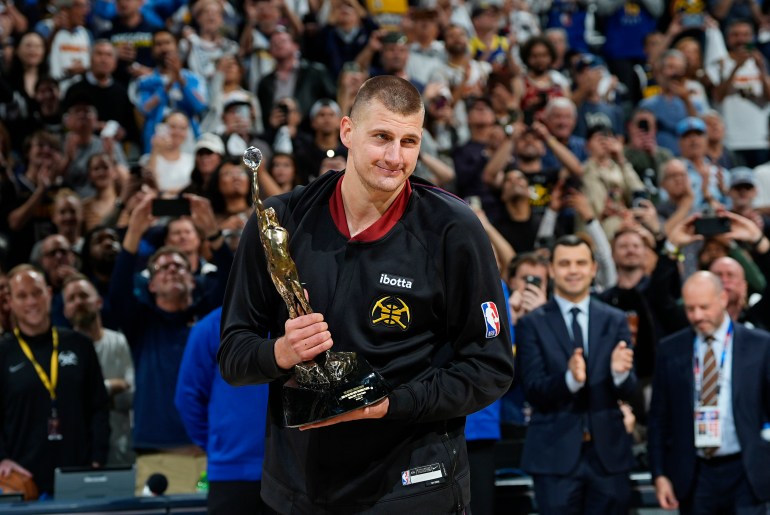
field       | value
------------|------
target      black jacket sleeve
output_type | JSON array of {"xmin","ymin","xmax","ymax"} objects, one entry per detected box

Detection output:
[
  {"xmin": 218, "ymin": 209, "xmax": 290, "ymax": 385},
  {"xmin": 384, "ymin": 208, "xmax": 515, "ymax": 423}
]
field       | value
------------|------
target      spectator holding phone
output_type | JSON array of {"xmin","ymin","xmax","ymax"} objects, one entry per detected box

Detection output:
[
  {"xmin": 538, "ymin": 181, "xmax": 618, "ymax": 291},
  {"xmin": 108, "ymin": 194, "xmax": 223, "ymax": 493},
  {"xmin": 581, "ymin": 122, "xmax": 646, "ymax": 238},
  {"xmin": 507, "ymin": 252, "xmax": 550, "ymax": 326},
  {"xmin": 61, "ymin": 95, "xmax": 128, "ymax": 197},
  {"xmin": 639, "ymin": 49, "xmax": 703, "ymax": 154},
  {"xmin": 624, "ymin": 108, "xmax": 674, "ymax": 197}
]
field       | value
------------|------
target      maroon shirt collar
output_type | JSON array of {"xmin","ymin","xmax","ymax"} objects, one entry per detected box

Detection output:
[{"xmin": 329, "ymin": 172, "xmax": 412, "ymax": 242}]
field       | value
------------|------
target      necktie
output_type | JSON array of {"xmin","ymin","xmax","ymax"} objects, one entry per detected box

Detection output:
[
  {"xmin": 701, "ymin": 335, "xmax": 720, "ymax": 457},
  {"xmin": 570, "ymin": 307, "xmax": 584, "ymax": 351},
  {"xmin": 701, "ymin": 336, "xmax": 718, "ymax": 406}
]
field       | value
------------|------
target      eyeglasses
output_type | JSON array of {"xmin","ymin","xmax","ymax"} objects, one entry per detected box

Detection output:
[{"xmin": 43, "ymin": 248, "xmax": 73, "ymax": 258}]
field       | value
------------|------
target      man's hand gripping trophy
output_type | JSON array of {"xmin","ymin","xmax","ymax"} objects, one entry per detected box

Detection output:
[{"xmin": 243, "ymin": 147, "xmax": 356, "ymax": 386}]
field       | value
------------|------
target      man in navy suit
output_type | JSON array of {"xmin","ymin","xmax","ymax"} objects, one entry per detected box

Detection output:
[
  {"xmin": 648, "ymin": 271, "xmax": 770, "ymax": 514},
  {"xmin": 517, "ymin": 235, "xmax": 637, "ymax": 514}
]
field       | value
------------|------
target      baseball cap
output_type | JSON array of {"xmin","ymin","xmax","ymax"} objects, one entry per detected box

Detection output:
[
  {"xmin": 676, "ymin": 117, "xmax": 707, "ymax": 137},
  {"xmin": 381, "ymin": 31, "xmax": 408, "ymax": 45},
  {"xmin": 574, "ymin": 53, "xmax": 605, "ymax": 73},
  {"xmin": 729, "ymin": 167, "xmax": 756, "ymax": 189},
  {"xmin": 194, "ymin": 133, "xmax": 225, "ymax": 155},
  {"xmin": 471, "ymin": 1, "xmax": 501, "ymax": 18},
  {"xmin": 222, "ymin": 91, "xmax": 254, "ymax": 112}
]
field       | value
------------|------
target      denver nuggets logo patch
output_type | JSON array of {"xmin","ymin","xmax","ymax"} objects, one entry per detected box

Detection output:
[{"xmin": 370, "ymin": 295, "xmax": 411, "ymax": 330}]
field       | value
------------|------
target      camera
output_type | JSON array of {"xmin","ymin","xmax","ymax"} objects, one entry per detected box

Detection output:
[
  {"xmin": 694, "ymin": 211, "xmax": 731, "ymax": 236},
  {"xmin": 152, "ymin": 198, "xmax": 191, "ymax": 217},
  {"xmin": 525, "ymin": 275, "xmax": 542, "ymax": 288},
  {"xmin": 277, "ymin": 103, "xmax": 289, "ymax": 117},
  {"xmin": 632, "ymin": 190, "xmax": 650, "ymax": 209},
  {"xmin": 637, "ymin": 119, "xmax": 650, "ymax": 132},
  {"xmin": 564, "ymin": 175, "xmax": 583, "ymax": 192}
]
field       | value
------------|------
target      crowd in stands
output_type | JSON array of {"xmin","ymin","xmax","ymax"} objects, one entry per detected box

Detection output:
[{"xmin": 2, "ymin": 0, "xmax": 770, "ymax": 511}]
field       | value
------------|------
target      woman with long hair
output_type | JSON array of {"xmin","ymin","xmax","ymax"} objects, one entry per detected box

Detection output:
[
  {"xmin": 267, "ymin": 152, "xmax": 298, "ymax": 194},
  {"xmin": 204, "ymin": 157, "xmax": 253, "ymax": 222},
  {"xmin": 4, "ymin": 32, "xmax": 48, "ymax": 146}
]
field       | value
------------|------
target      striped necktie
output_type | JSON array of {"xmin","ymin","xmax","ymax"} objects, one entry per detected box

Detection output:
[
  {"xmin": 701, "ymin": 335, "xmax": 718, "ymax": 407},
  {"xmin": 701, "ymin": 335, "xmax": 719, "ymax": 457}
]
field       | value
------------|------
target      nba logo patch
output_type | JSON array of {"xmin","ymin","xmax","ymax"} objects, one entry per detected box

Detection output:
[
  {"xmin": 401, "ymin": 470, "xmax": 411, "ymax": 485},
  {"xmin": 481, "ymin": 302, "xmax": 500, "ymax": 338}
]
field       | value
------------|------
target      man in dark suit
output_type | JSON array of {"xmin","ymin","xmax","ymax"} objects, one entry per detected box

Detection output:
[
  {"xmin": 648, "ymin": 271, "xmax": 770, "ymax": 514},
  {"xmin": 517, "ymin": 234, "xmax": 637, "ymax": 514}
]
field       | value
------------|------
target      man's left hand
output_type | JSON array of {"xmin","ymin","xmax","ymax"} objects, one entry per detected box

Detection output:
[
  {"xmin": 611, "ymin": 341, "xmax": 634, "ymax": 374},
  {"xmin": 299, "ymin": 398, "xmax": 390, "ymax": 430}
]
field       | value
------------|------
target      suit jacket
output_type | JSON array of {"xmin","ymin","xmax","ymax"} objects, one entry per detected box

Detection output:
[
  {"xmin": 647, "ymin": 322, "xmax": 770, "ymax": 501},
  {"xmin": 257, "ymin": 59, "xmax": 337, "ymax": 121},
  {"xmin": 517, "ymin": 297, "xmax": 637, "ymax": 475}
]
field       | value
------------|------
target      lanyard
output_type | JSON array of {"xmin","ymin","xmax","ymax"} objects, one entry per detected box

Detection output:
[
  {"xmin": 14, "ymin": 327, "xmax": 59, "ymax": 402},
  {"xmin": 693, "ymin": 321, "xmax": 732, "ymax": 406}
]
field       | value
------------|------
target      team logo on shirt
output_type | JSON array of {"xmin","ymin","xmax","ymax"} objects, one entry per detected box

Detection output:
[
  {"xmin": 370, "ymin": 295, "xmax": 411, "ymax": 330},
  {"xmin": 481, "ymin": 302, "xmax": 500, "ymax": 338},
  {"xmin": 59, "ymin": 351, "xmax": 79, "ymax": 367}
]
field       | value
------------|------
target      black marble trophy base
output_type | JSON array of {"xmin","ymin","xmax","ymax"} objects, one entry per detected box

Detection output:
[{"xmin": 282, "ymin": 358, "xmax": 389, "ymax": 428}]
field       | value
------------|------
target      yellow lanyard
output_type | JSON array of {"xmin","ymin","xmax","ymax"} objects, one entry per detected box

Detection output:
[{"xmin": 14, "ymin": 327, "xmax": 59, "ymax": 401}]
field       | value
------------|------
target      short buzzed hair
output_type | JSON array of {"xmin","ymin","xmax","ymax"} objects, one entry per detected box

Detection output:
[
  {"xmin": 7, "ymin": 264, "xmax": 46, "ymax": 293},
  {"xmin": 62, "ymin": 272, "xmax": 92, "ymax": 290},
  {"xmin": 349, "ymin": 76, "xmax": 424, "ymax": 122}
]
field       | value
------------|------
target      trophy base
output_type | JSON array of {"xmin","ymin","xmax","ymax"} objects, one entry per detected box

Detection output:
[{"xmin": 282, "ymin": 359, "xmax": 389, "ymax": 428}]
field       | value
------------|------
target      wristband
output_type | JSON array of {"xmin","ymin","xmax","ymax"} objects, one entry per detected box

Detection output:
[
  {"xmin": 752, "ymin": 233, "xmax": 766, "ymax": 250},
  {"xmin": 206, "ymin": 230, "xmax": 223, "ymax": 242},
  {"xmin": 663, "ymin": 239, "xmax": 684, "ymax": 262}
]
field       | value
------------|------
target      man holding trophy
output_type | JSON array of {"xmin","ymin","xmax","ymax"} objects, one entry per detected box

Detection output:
[{"xmin": 219, "ymin": 76, "xmax": 514, "ymax": 513}]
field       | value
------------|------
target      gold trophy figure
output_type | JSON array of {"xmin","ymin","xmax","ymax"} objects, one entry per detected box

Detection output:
[{"xmin": 243, "ymin": 147, "xmax": 388, "ymax": 426}]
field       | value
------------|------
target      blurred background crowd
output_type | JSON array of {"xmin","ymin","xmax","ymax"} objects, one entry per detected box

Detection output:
[{"xmin": 2, "ymin": 0, "xmax": 770, "ymax": 511}]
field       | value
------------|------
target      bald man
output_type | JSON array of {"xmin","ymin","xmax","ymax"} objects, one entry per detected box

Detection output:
[
  {"xmin": 648, "ymin": 271, "xmax": 770, "ymax": 515},
  {"xmin": 710, "ymin": 255, "xmax": 770, "ymax": 331}
]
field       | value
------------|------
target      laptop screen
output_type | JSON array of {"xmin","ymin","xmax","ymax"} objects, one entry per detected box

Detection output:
[{"xmin": 54, "ymin": 466, "xmax": 136, "ymax": 500}]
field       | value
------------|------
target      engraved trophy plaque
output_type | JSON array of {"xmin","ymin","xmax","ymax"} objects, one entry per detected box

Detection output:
[{"xmin": 243, "ymin": 147, "xmax": 389, "ymax": 427}]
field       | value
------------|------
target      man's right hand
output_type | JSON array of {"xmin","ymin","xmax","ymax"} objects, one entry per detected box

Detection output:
[
  {"xmin": 274, "ymin": 313, "xmax": 333, "ymax": 369},
  {"xmin": 568, "ymin": 348, "xmax": 586, "ymax": 383},
  {"xmin": 0, "ymin": 459, "xmax": 32, "ymax": 478},
  {"xmin": 667, "ymin": 212, "xmax": 703, "ymax": 249},
  {"xmin": 521, "ymin": 283, "xmax": 547, "ymax": 314},
  {"xmin": 654, "ymin": 475, "xmax": 679, "ymax": 510}
]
